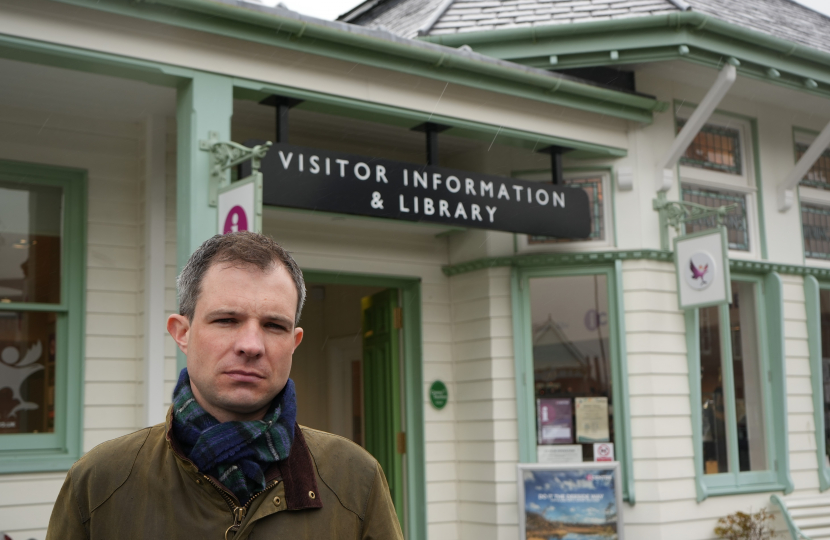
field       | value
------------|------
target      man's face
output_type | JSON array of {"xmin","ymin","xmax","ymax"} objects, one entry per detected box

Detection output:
[{"xmin": 167, "ymin": 262, "xmax": 303, "ymax": 422}]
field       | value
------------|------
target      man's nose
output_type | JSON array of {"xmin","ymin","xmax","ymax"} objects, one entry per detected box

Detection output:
[{"xmin": 235, "ymin": 321, "xmax": 265, "ymax": 358}]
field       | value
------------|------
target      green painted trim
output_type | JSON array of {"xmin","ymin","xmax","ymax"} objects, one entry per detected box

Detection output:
[
  {"xmin": 443, "ymin": 249, "xmax": 673, "ymax": 276},
  {"xmin": 423, "ymin": 13, "xmax": 830, "ymax": 98},
  {"xmin": 685, "ymin": 309, "xmax": 708, "ymax": 502},
  {"xmin": 612, "ymin": 260, "xmax": 634, "ymax": 504},
  {"xmin": 805, "ymin": 276, "xmax": 830, "ymax": 492},
  {"xmin": 511, "ymin": 268, "xmax": 535, "ymax": 464},
  {"xmin": 0, "ymin": 160, "xmax": 86, "ymax": 473},
  {"xmin": 0, "ymin": 302, "xmax": 67, "ymax": 312},
  {"xmin": 770, "ymin": 494, "xmax": 803, "ymax": 540},
  {"xmin": 685, "ymin": 273, "xmax": 791, "ymax": 500},
  {"xmin": 300, "ymin": 270, "xmax": 425, "ymax": 540},
  {"xmin": 511, "ymin": 264, "xmax": 635, "ymax": 503},
  {"xmin": 52, "ymin": 0, "xmax": 660, "ymax": 123},
  {"xmin": 175, "ymin": 73, "xmax": 233, "ymax": 373},
  {"xmin": 441, "ymin": 248, "xmax": 830, "ymax": 278}
]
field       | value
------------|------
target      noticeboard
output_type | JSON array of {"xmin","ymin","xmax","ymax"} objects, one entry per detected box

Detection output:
[
  {"xmin": 250, "ymin": 142, "xmax": 591, "ymax": 238},
  {"xmin": 518, "ymin": 462, "xmax": 624, "ymax": 540}
]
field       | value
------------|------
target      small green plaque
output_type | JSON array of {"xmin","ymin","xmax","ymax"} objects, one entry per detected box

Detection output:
[{"xmin": 429, "ymin": 380, "xmax": 448, "ymax": 410}]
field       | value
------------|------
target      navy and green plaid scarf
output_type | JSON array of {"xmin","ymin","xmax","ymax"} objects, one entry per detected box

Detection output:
[{"xmin": 171, "ymin": 368, "xmax": 296, "ymax": 504}]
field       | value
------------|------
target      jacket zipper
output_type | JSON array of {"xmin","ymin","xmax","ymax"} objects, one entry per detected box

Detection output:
[{"xmin": 203, "ymin": 474, "xmax": 279, "ymax": 540}]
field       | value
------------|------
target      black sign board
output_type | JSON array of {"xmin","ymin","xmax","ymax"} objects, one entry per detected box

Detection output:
[{"xmin": 252, "ymin": 143, "xmax": 590, "ymax": 238}]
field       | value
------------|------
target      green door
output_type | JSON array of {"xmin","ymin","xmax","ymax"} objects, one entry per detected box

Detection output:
[{"xmin": 361, "ymin": 289, "xmax": 404, "ymax": 524}]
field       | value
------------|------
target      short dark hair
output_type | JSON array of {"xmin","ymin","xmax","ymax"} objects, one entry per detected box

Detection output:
[{"xmin": 176, "ymin": 232, "xmax": 306, "ymax": 325}]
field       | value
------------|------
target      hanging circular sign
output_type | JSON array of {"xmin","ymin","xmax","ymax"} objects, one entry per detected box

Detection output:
[
  {"xmin": 685, "ymin": 251, "xmax": 716, "ymax": 291},
  {"xmin": 429, "ymin": 380, "xmax": 448, "ymax": 410}
]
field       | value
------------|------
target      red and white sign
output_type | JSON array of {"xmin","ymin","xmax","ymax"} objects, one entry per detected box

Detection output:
[{"xmin": 593, "ymin": 442, "xmax": 614, "ymax": 462}]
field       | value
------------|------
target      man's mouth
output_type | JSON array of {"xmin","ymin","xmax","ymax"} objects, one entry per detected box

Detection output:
[{"xmin": 224, "ymin": 370, "xmax": 265, "ymax": 383}]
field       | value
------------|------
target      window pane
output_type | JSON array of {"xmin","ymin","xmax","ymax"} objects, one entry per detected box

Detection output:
[
  {"xmin": 700, "ymin": 305, "xmax": 729, "ymax": 474},
  {"xmin": 0, "ymin": 181, "xmax": 63, "ymax": 304},
  {"xmin": 529, "ymin": 178, "xmax": 604, "ymax": 244},
  {"xmin": 0, "ymin": 311, "xmax": 57, "ymax": 434},
  {"xmin": 730, "ymin": 282, "xmax": 767, "ymax": 472},
  {"xmin": 802, "ymin": 204, "xmax": 830, "ymax": 259},
  {"xmin": 530, "ymin": 274, "xmax": 612, "ymax": 461},
  {"xmin": 678, "ymin": 121, "xmax": 742, "ymax": 175},
  {"xmin": 682, "ymin": 185, "xmax": 750, "ymax": 251},
  {"xmin": 820, "ymin": 290, "xmax": 830, "ymax": 468},
  {"xmin": 796, "ymin": 142, "xmax": 830, "ymax": 191}
]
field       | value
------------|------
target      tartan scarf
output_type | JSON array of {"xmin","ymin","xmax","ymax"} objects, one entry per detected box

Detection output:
[{"xmin": 171, "ymin": 368, "xmax": 296, "ymax": 504}]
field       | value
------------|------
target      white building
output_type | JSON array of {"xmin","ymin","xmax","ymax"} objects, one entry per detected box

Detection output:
[{"xmin": 1, "ymin": 0, "xmax": 829, "ymax": 538}]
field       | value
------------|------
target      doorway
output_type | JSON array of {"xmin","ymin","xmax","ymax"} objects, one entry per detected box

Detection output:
[{"xmin": 291, "ymin": 281, "xmax": 405, "ymax": 524}]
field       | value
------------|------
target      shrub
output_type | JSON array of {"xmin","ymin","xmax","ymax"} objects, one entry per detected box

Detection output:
[{"xmin": 714, "ymin": 509, "xmax": 777, "ymax": 540}]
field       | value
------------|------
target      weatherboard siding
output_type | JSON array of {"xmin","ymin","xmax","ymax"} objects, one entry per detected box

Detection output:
[
  {"xmin": 449, "ymin": 267, "xmax": 519, "ymax": 540},
  {"xmin": 0, "ymin": 103, "xmax": 145, "ymax": 539}
]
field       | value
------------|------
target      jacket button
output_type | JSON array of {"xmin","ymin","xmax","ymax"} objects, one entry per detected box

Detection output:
[
  {"xmin": 273, "ymin": 496, "xmax": 281, "ymax": 506},
  {"xmin": 195, "ymin": 479, "xmax": 201, "ymax": 484},
  {"xmin": 308, "ymin": 491, "xmax": 316, "ymax": 499}
]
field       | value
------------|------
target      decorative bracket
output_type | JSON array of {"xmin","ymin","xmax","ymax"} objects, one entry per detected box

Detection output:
[
  {"xmin": 653, "ymin": 193, "xmax": 736, "ymax": 250},
  {"xmin": 199, "ymin": 131, "xmax": 272, "ymax": 206},
  {"xmin": 656, "ymin": 63, "xmax": 737, "ymax": 192},
  {"xmin": 778, "ymin": 119, "xmax": 830, "ymax": 212}
]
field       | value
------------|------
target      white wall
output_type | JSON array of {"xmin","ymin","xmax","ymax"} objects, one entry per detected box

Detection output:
[{"xmin": 0, "ymin": 103, "xmax": 147, "ymax": 539}]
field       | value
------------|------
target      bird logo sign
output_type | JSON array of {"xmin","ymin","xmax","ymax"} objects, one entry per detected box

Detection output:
[{"xmin": 684, "ymin": 252, "xmax": 716, "ymax": 291}]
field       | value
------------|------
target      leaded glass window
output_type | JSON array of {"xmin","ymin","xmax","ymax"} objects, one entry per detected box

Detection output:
[
  {"xmin": 802, "ymin": 204, "xmax": 830, "ymax": 259},
  {"xmin": 682, "ymin": 185, "xmax": 750, "ymax": 251},
  {"xmin": 796, "ymin": 142, "xmax": 830, "ymax": 190},
  {"xmin": 529, "ymin": 177, "xmax": 604, "ymax": 244},
  {"xmin": 678, "ymin": 120, "xmax": 743, "ymax": 175}
]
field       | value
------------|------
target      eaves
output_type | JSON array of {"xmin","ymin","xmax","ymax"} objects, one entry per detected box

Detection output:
[
  {"xmin": 422, "ymin": 12, "xmax": 830, "ymax": 100},
  {"xmin": 49, "ymin": 0, "xmax": 665, "ymax": 123}
]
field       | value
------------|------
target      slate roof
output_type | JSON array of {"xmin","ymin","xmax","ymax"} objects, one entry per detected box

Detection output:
[{"xmin": 340, "ymin": 0, "xmax": 830, "ymax": 55}]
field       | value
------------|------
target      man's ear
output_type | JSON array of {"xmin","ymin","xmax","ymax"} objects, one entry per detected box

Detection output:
[
  {"xmin": 293, "ymin": 326, "xmax": 304, "ymax": 352},
  {"xmin": 167, "ymin": 314, "xmax": 191, "ymax": 355}
]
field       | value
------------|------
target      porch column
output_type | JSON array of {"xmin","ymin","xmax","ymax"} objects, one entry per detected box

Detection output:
[{"xmin": 175, "ymin": 73, "xmax": 233, "ymax": 371}]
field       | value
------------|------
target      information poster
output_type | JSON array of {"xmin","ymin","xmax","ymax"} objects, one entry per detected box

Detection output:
[
  {"xmin": 575, "ymin": 397, "xmax": 610, "ymax": 443},
  {"xmin": 537, "ymin": 445, "xmax": 582, "ymax": 464},
  {"xmin": 537, "ymin": 398, "xmax": 573, "ymax": 444},
  {"xmin": 518, "ymin": 463, "xmax": 623, "ymax": 540}
]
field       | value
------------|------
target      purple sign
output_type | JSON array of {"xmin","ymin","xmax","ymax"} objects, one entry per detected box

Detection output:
[
  {"xmin": 537, "ymin": 398, "xmax": 573, "ymax": 445},
  {"xmin": 223, "ymin": 205, "xmax": 249, "ymax": 234}
]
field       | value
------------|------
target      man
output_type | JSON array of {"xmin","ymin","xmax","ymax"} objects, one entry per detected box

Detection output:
[{"xmin": 46, "ymin": 231, "xmax": 403, "ymax": 539}]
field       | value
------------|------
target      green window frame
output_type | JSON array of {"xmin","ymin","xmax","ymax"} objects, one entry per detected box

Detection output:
[
  {"xmin": 805, "ymin": 276, "xmax": 830, "ymax": 491},
  {"xmin": 686, "ymin": 273, "xmax": 793, "ymax": 501},
  {"xmin": 511, "ymin": 261, "xmax": 635, "ymax": 503},
  {"xmin": 0, "ymin": 160, "xmax": 86, "ymax": 473}
]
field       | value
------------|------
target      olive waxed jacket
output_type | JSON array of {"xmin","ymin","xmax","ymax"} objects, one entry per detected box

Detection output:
[{"xmin": 45, "ymin": 411, "xmax": 403, "ymax": 540}]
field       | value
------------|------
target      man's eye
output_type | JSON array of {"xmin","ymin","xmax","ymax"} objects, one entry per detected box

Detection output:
[
  {"xmin": 215, "ymin": 318, "xmax": 235, "ymax": 324},
  {"xmin": 266, "ymin": 322, "xmax": 285, "ymax": 330}
]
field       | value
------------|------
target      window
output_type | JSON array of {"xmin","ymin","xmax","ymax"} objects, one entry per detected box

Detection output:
[
  {"xmin": 0, "ymin": 161, "xmax": 86, "ymax": 473},
  {"xmin": 802, "ymin": 204, "xmax": 830, "ymax": 259},
  {"xmin": 514, "ymin": 266, "xmax": 634, "ymax": 502},
  {"xmin": 795, "ymin": 130, "xmax": 830, "ymax": 262},
  {"xmin": 675, "ymin": 106, "xmax": 759, "ymax": 258},
  {"xmin": 682, "ymin": 186, "xmax": 749, "ymax": 251},
  {"xmin": 514, "ymin": 172, "xmax": 613, "ymax": 252},
  {"xmin": 687, "ymin": 275, "xmax": 792, "ymax": 500}
]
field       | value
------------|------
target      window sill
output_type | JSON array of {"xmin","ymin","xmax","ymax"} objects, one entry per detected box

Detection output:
[
  {"xmin": 698, "ymin": 480, "xmax": 789, "ymax": 502},
  {"xmin": 0, "ymin": 448, "xmax": 80, "ymax": 474}
]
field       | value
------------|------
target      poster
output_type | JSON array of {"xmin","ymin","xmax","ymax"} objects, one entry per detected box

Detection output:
[
  {"xmin": 518, "ymin": 463, "xmax": 623, "ymax": 540},
  {"xmin": 575, "ymin": 397, "xmax": 610, "ymax": 443},
  {"xmin": 537, "ymin": 445, "xmax": 582, "ymax": 464},
  {"xmin": 537, "ymin": 398, "xmax": 573, "ymax": 444}
]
